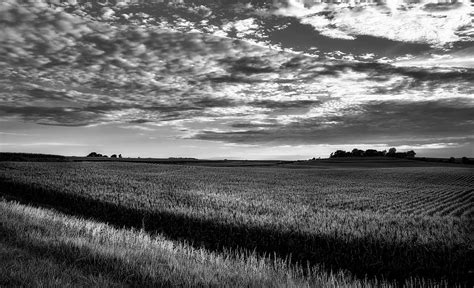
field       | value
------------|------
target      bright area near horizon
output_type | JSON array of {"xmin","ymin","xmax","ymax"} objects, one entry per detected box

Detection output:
[{"xmin": 2, "ymin": 121, "xmax": 472, "ymax": 159}]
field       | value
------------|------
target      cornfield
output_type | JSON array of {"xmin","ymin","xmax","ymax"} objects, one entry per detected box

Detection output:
[{"xmin": 1, "ymin": 161, "xmax": 472, "ymax": 285}]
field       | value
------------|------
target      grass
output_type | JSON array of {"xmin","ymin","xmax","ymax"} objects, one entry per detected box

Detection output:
[
  {"xmin": 1, "ymin": 199, "xmax": 422, "ymax": 288},
  {"xmin": 0, "ymin": 161, "xmax": 473, "ymax": 286}
]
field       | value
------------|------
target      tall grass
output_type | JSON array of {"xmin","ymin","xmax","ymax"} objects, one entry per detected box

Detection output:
[
  {"xmin": 1, "ymin": 199, "xmax": 422, "ymax": 288},
  {"xmin": 0, "ymin": 162, "xmax": 472, "ymax": 285}
]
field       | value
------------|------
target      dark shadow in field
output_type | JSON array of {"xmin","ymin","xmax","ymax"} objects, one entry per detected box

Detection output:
[{"xmin": 1, "ymin": 179, "xmax": 472, "ymax": 286}]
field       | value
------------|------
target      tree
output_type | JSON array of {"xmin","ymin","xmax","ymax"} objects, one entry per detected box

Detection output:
[
  {"xmin": 364, "ymin": 149, "xmax": 378, "ymax": 157},
  {"xmin": 351, "ymin": 148, "xmax": 364, "ymax": 157},
  {"xmin": 119, "ymin": 154, "xmax": 122, "ymax": 158},
  {"xmin": 387, "ymin": 147, "xmax": 396, "ymax": 157},
  {"xmin": 111, "ymin": 154, "xmax": 117, "ymax": 158},
  {"xmin": 329, "ymin": 148, "xmax": 415, "ymax": 159},
  {"xmin": 331, "ymin": 150, "xmax": 349, "ymax": 158},
  {"xmin": 406, "ymin": 150, "xmax": 416, "ymax": 158},
  {"xmin": 87, "ymin": 152, "xmax": 102, "ymax": 157},
  {"xmin": 394, "ymin": 152, "xmax": 407, "ymax": 158}
]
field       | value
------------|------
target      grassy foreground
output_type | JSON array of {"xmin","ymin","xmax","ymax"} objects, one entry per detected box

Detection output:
[{"xmin": 1, "ymin": 199, "xmax": 457, "ymax": 288}]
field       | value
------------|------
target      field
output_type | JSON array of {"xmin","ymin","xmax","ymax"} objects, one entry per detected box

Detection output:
[{"xmin": 1, "ymin": 161, "xmax": 473, "ymax": 287}]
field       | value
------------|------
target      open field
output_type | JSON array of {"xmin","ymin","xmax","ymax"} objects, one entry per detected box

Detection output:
[
  {"xmin": 5, "ymin": 199, "xmax": 460, "ymax": 288},
  {"xmin": 0, "ymin": 200, "xmax": 339, "ymax": 287},
  {"xmin": 4, "ymin": 199, "xmax": 450, "ymax": 288},
  {"xmin": 1, "ymin": 161, "xmax": 473, "ymax": 286}
]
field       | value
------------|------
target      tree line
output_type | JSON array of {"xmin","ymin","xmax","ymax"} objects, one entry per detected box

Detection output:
[
  {"xmin": 87, "ymin": 152, "xmax": 122, "ymax": 158},
  {"xmin": 330, "ymin": 148, "xmax": 416, "ymax": 159},
  {"xmin": 0, "ymin": 152, "xmax": 67, "ymax": 162}
]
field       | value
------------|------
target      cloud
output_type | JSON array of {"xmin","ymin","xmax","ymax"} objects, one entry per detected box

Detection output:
[
  {"xmin": 274, "ymin": 0, "xmax": 474, "ymax": 47},
  {"xmin": 119, "ymin": 125, "xmax": 156, "ymax": 131},
  {"xmin": 396, "ymin": 142, "xmax": 467, "ymax": 150},
  {"xmin": 26, "ymin": 0, "xmax": 469, "ymax": 60},
  {"xmin": 249, "ymin": 99, "xmax": 324, "ymax": 110},
  {"xmin": 0, "ymin": 2, "xmax": 473, "ymax": 150},
  {"xmin": 0, "ymin": 106, "xmax": 104, "ymax": 126},
  {"xmin": 394, "ymin": 47, "xmax": 474, "ymax": 69},
  {"xmin": 0, "ymin": 4, "xmax": 282, "ymax": 125},
  {"xmin": 193, "ymin": 98, "xmax": 474, "ymax": 146}
]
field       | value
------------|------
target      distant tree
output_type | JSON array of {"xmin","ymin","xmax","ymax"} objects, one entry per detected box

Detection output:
[
  {"xmin": 119, "ymin": 154, "xmax": 122, "ymax": 158},
  {"xmin": 387, "ymin": 148, "xmax": 397, "ymax": 157},
  {"xmin": 102, "ymin": 154, "xmax": 108, "ymax": 158},
  {"xmin": 351, "ymin": 148, "xmax": 364, "ymax": 157},
  {"xmin": 329, "ymin": 147, "xmax": 414, "ymax": 159},
  {"xmin": 0, "ymin": 153, "xmax": 66, "ymax": 162},
  {"xmin": 448, "ymin": 157, "xmax": 455, "ymax": 163},
  {"xmin": 331, "ymin": 150, "xmax": 350, "ymax": 158},
  {"xmin": 87, "ymin": 152, "xmax": 102, "ymax": 157},
  {"xmin": 111, "ymin": 154, "xmax": 117, "ymax": 158},
  {"xmin": 394, "ymin": 152, "xmax": 407, "ymax": 158},
  {"xmin": 461, "ymin": 157, "xmax": 472, "ymax": 164},
  {"xmin": 406, "ymin": 150, "xmax": 416, "ymax": 158},
  {"xmin": 364, "ymin": 149, "xmax": 378, "ymax": 157}
]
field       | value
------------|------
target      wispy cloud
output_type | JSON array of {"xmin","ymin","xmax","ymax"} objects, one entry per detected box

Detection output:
[
  {"xmin": 193, "ymin": 99, "xmax": 474, "ymax": 146},
  {"xmin": 394, "ymin": 47, "xmax": 474, "ymax": 69},
  {"xmin": 119, "ymin": 125, "xmax": 156, "ymax": 131}
]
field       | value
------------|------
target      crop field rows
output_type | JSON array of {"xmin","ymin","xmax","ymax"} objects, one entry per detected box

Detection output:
[
  {"xmin": 1, "ymin": 161, "xmax": 473, "ymax": 286},
  {"xmin": 376, "ymin": 188, "xmax": 474, "ymax": 217}
]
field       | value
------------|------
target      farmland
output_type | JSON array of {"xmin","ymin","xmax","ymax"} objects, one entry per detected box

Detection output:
[{"xmin": 1, "ymin": 161, "xmax": 473, "ymax": 286}]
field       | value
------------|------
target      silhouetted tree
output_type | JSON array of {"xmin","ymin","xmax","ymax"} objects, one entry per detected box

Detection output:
[
  {"xmin": 331, "ymin": 150, "xmax": 350, "ymax": 158},
  {"xmin": 406, "ymin": 150, "xmax": 416, "ymax": 158},
  {"xmin": 448, "ymin": 157, "xmax": 455, "ymax": 163},
  {"xmin": 119, "ymin": 154, "xmax": 122, "ymax": 158},
  {"xmin": 387, "ymin": 148, "xmax": 397, "ymax": 157},
  {"xmin": 111, "ymin": 154, "xmax": 117, "ymax": 158},
  {"xmin": 330, "ymin": 147, "xmax": 414, "ymax": 159},
  {"xmin": 364, "ymin": 149, "xmax": 378, "ymax": 157},
  {"xmin": 394, "ymin": 152, "xmax": 407, "ymax": 158},
  {"xmin": 351, "ymin": 148, "xmax": 364, "ymax": 157}
]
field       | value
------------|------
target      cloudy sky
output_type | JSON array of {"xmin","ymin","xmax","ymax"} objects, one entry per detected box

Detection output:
[{"xmin": 0, "ymin": 0, "xmax": 473, "ymax": 159}]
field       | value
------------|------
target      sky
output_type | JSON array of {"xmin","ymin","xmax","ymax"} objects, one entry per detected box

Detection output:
[{"xmin": 0, "ymin": 0, "xmax": 473, "ymax": 159}]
